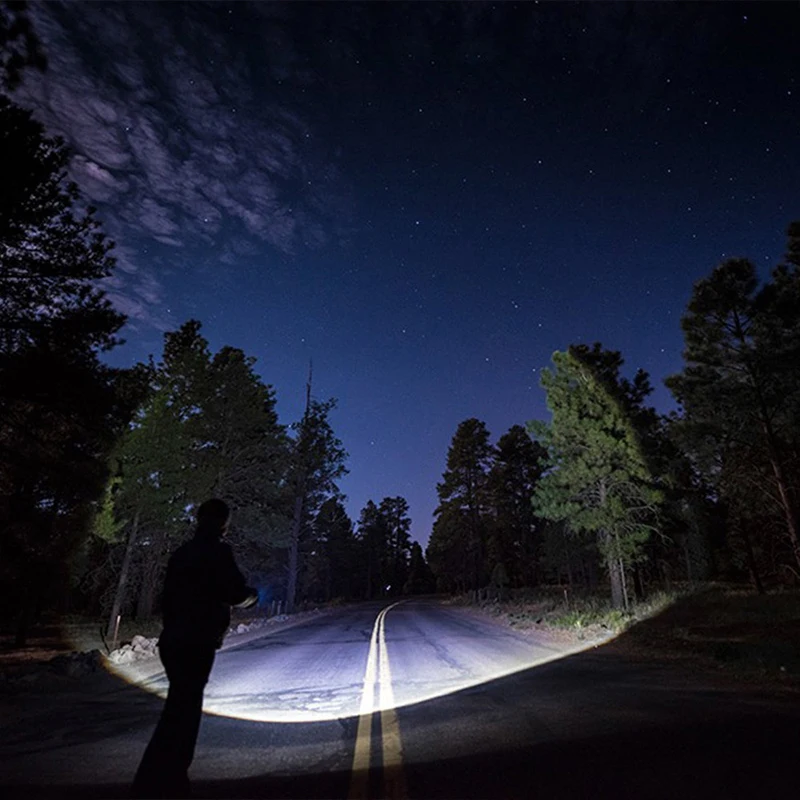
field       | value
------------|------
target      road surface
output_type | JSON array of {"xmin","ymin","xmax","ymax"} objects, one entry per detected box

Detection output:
[{"xmin": 0, "ymin": 599, "xmax": 797, "ymax": 798}]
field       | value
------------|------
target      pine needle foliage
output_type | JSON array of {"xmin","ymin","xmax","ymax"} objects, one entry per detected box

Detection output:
[{"xmin": 529, "ymin": 347, "xmax": 662, "ymax": 608}]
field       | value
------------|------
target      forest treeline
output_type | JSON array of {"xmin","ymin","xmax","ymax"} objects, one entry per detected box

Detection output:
[
  {"xmin": 2, "ymin": 5, "xmax": 799, "ymax": 646},
  {"xmin": 0, "ymin": 74, "xmax": 431, "ymax": 638},
  {"xmin": 428, "ymin": 229, "xmax": 800, "ymax": 606}
]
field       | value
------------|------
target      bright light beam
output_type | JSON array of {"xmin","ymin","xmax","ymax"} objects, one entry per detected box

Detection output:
[{"xmin": 101, "ymin": 615, "xmax": 612, "ymax": 725}]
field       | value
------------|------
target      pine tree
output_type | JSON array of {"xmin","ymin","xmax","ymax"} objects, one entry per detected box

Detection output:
[
  {"xmin": 487, "ymin": 425, "xmax": 547, "ymax": 587},
  {"xmin": 378, "ymin": 496, "xmax": 412, "ymax": 595},
  {"xmin": 405, "ymin": 541, "xmax": 435, "ymax": 594},
  {"xmin": 666, "ymin": 235, "xmax": 800, "ymax": 579},
  {"xmin": 428, "ymin": 418, "xmax": 494, "ymax": 593},
  {"xmin": 530, "ymin": 347, "xmax": 661, "ymax": 609},
  {"xmin": 194, "ymin": 342, "xmax": 289, "ymax": 571},
  {"xmin": 285, "ymin": 389, "xmax": 348, "ymax": 612},
  {"xmin": 310, "ymin": 498, "xmax": 357, "ymax": 601},
  {"xmin": 356, "ymin": 500, "xmax": 390, "ymax": 599},
  {"xmin": 0, "ymin": 94, "xmax": 143, "ymax": 642},
  {"xmin": 105, "ymin": 321, "xmax": 288, "ymax": 628}
]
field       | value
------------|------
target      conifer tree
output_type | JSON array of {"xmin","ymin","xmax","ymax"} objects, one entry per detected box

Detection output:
[
  {"xmin": 378, "ymin": 496, "xmax": 412, "ymax": 595},
  {"xmin": 666, "ymin": 233, "xmax": 800, "ymax": 578},
  {"xmin": 405, "ymin": 541, "xmax": 435, "ymax": 594},
  {"xmin": 309, "ymin": 498, "xmax": 357, "ymax": 601},
  {"xmin": 356, "ymin": 500, "xmax": 390, "ymax": 599},
  {"xmin": 487, "ymin": 425, "xmax": 547, "ymax": 587},
  {"xmin": 0, "ymin": 92, "xmax": 143, "ymax": 641},
  {"xmin": 530, "ymin": 348, "xmax": 661, "ymax": 609},
  {"xmin": 286, "ymin": 392, "xmax": 347, "ymax": 612},
  {"xmin": 428, "ymin": 418, "xmax": 494, "ymax": 592},
  {"xmin": 106, "ymin": 321, "xmax": 288, "ymax": 628}
]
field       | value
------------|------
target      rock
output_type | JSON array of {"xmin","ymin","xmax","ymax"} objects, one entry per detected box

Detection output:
[
  {"xmin": 108, "ymin": 634, "xmax": 159, "ymax": 663},
  {"xmin": 108, "ymin": 648, "xmax": 137, "ymax": 665}
]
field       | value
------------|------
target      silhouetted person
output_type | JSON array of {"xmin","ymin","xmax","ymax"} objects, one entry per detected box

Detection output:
[{"xmin": 132, "ymin": 499, "xmax": 257, "ymax": 798}]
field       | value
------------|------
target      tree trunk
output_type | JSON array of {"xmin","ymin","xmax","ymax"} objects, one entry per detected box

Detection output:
[
  {"xmin": 607, "ymin": 553, "xmax": 624, "ymax": 610},
  {"xmin": 136, "ymin": 558, "xmax": 158, "ymax": 619},
  {"xmin": 107, "ymin": 509, "xmax": 140, "ymax": 639},
  {"xmin": 286, "ymin": 365, "xmax": 313, "ymax": 614},
  {"xmin": 138, "ymin": 527, "xmax": 168, "ymax": 618},
  {"xmin": 766, "ymin": 446, "xmax": 800, "ymax": 571},
  {"xmin": 632, "ymin": 566, "xmax": 645, "ymax": 602},
  {"xmin": 742, "ymin": 349, "xmax": 800, "ymax": 571},
  {"xmin": 286, "ymin": 493, "xmax": 303, "ymax": 613},
  {"xmin": 740, "ymin": 523, "xmax": 765, "ymax": 595},
  {"xmin": 619, "ymin": 558, "xmax": 630, "ymax": 612}
]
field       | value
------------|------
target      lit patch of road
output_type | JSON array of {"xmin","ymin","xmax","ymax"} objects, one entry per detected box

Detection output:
[{"xmin": 119, "ymin": 600, "xmax": 591, "ymax": 725}]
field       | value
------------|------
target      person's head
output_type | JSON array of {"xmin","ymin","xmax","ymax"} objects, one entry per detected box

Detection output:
[{"xmin": 196, "ymin": 498, "xmax": 230, "ymax": 538}]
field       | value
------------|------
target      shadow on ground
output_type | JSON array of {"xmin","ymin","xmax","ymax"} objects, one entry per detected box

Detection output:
[{"xmin": 1, "ymin": 595, "xmax": 799, "ymax": 799}]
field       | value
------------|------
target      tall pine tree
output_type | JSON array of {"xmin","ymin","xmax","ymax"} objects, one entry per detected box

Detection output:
[
  {"xmin": 667, "ymin": 232, "xmax": 800, "ymax": 580},
  {"xmin": 427, "ymin": 419, "xmax": 494, "ymax": 592},
  {"xmin": 378, "ymin": 496, "xmax": 412, "ymax": 595},
  {"xmin": 487, "ymin": 425, "xmax": 547, "ymax": 588},
  {"xmin": 285, "ymin": 385, "xmax": 348, "ymax": 612},
  {"xmin": 530, "ymin": 347, "xmax": 661, "ymax": 609},
  {"xmin": 105, "ymin": 321, "xmax": 288, "ymax": 629},
  {"xmin": 0, "ymin": 93, "xmax": 143, "ymax": 642},
  {"xmin": 356, "ymin": 499, "xmax": 390, "ymax": 599}
]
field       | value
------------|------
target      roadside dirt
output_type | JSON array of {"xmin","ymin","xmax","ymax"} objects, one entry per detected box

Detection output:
[{"xmin": 464, "ymin": 587, "xmax": 800, "ymax": 694}]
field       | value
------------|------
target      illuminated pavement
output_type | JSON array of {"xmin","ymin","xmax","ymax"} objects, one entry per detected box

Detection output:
[
  {"xmin": 0, "ymin": 599, "xmax": 798, "ymax": 799},
  {"xmin": 132, "ymin": 599, "xmax": 570, "ymax": 723}
]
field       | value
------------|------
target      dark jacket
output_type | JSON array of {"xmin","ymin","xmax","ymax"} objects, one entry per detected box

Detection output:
[{"xmin": 159, "ymin": 527, "xmax": 257, "ymax": 649}]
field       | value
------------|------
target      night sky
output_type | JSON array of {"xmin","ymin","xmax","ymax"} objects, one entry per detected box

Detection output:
[{"xmin": 16, "ymin": 2, "xmax": 799, "ymax": 546}]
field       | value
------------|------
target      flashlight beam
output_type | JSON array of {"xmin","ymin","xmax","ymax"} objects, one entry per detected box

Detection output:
[{"xmin": 348, "ymin": 601, "xmax": 406, "ymax": 800}]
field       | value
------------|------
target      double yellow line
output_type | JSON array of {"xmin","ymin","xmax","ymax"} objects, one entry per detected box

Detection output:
[{"xmin": 348, "ymin": 601, "xmax": 406, "ymax": 800}]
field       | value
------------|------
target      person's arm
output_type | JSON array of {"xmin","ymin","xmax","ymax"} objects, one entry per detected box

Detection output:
[{"xmin": 215, "ymin": 542, "xmax": 258, "ymax": 608}]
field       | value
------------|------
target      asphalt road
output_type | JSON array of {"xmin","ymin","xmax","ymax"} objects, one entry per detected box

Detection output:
[{"xmin": 0, "ymin": 599, "xmax": 797, "ymax": 799}]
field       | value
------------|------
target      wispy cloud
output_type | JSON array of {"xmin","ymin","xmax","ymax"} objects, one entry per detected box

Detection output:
[{"xmin": 15, "ymin": 1, "xmax": 347, "ymax": 328}]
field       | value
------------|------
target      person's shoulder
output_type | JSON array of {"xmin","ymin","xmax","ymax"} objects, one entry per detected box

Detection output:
[{"xmin": 198, "ymin": 537, "xmax": 233, "ymax": 556}]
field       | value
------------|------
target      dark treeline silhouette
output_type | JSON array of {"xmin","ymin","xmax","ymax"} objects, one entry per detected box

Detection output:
[
  {"xmin": 66, "ymin": 319, "xmax": 433, "ymax": 634},
  {"xmin": 0, "ymin": 7, "xmax": 430, "ymax": 643},
  {"xmin": 0, "ymin": 4, "xmax": 147, "ymax": 644},
  {"xmin": 427, "ymin": 222, "xmax": 800, "ymax": 607}
]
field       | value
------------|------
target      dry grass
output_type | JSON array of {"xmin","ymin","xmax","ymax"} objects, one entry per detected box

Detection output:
[
  {"xmin": 605, "ymin": 585, "xmax": 800, "ymax": 687},
  {"xmin": 458, "ymin": 584, "xmax": 800, "ymax": 689}
]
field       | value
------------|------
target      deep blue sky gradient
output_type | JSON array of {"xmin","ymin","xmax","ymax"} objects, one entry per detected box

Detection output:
[{"xmin": 19, "ymin": 2, "xmax": 800, "ymax": 546}]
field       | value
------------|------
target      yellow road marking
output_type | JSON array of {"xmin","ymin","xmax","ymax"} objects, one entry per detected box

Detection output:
[
  {"xmin": 349, "ymin": 615, "xmax": 380, "ymax": 795},
  {"xmin": 348, "ymin": 602, "xmax": 406, "ymax": 800},
  {"xmin": 379, "ymin": 610, "xmax": 406, "ymax": 799}
]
